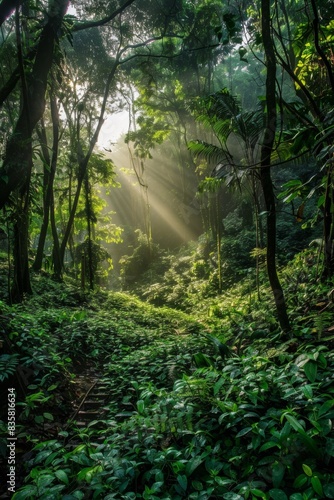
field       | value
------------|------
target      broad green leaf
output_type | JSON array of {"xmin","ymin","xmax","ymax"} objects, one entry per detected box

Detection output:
[
  {"xmin": 325, "ymin": 438, "xmax": 334, "ymax": 457},
  {"xmin": 284, "ymin": 415, "xmax": 305, "ymax": 433},
  {"xmin": 37, "ymin": 474, "xmax": 55, "ymax": 489},
  {"xmin": 236, "ymin": 426, "xmax": 252, "ymax": 438},
  {"xmin": 12, "ymin": 486, "xmax": 38, "ymax": 499},
  {"xmin": 293, "ymin": 474, "xmax": 308, "ymax": 489},
  {"xmin": 318, "ymin": 399, "xmax": 334, "ymax": 418},
  {"xmin": 317, "ymin": 352, "xmax": 327, "ymax": 368},
  {"xmin": 177, "ymin": 474, "xmax": 187, "ymax": 491},
  {"xmin": 317, "ymin": 418, "xmax": 332, "ymax": 436},
  {"xmin": 323, "ymin": 483, "xmax": 334, "ymax": 498},
  {"xmin": 304, "ymin": 360, "xmax": 317, "ymax": 383},
  {"xmin": 192, "ymin": 480, "xmax": 203, "ymax": 491},
  {"xmin": 45, "ymin": 451, "xmax": 60, "ymax": 466},
  {"xmin": 302, "ymin": 464, "xmax": 312, "ymax": 477},
  {"xmin": 185, "ymin": 457, "xmax": 203, "ymax": 476},
  {"xmin": 136, "ymin": 400, "xmax": 145, "ymax": 414},
  {"xmin": 250, "ymin": 489, "xmax": 267, "ymax": 498},
  {"xmin": 259, "ymin": 441, "xmax": 280, "ymax": 452},
  {"xmin": 269, "ymin": 489, "xmax": 288, "ymax": 500},
  {"xmin": 311, "ymin": 476, "xmax": 323, "ymax": 496},
  {"xmin": 302, "ymin": 384, "xmax": 313, "ymax": 399},
  {"xmin": 55, "ymin": 469, "xmax": 69, "ymax": 485},
  {"xmin": 272, "ymin": 462, "xmax": 285, "ymax": 488},
  {"xmin": 35, "ymin": 450, "xmax": 53, "ymax": 463}
]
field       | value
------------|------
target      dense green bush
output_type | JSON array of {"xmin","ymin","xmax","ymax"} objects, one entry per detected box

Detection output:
[{"xmin": 2, "ymin": 246, "xmax": 334, "ymax": 499}]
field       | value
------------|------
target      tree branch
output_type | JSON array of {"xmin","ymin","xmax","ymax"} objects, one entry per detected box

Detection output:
[
  {"xmin": 0, "ymin": 0, "xmax": 23, "ymax": 28},
  {"xmin": 72, "ymin": 0, "xmax": 137, "ymax": 32}
]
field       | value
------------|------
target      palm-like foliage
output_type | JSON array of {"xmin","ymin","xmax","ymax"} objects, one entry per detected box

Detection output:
[{"xmin": 188, "ymin": 88, "xmax": 264, "ymax": 187}]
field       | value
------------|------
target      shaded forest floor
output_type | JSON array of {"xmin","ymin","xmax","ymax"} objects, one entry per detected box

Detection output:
[{"xmin": 1, "ymin": 247, "xmax": 334, "ymax": 499}]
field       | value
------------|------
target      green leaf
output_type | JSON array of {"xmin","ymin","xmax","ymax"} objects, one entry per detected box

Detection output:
[
  {"xmin": 284, "ymin": 414, "xmax": 305, "ymax": 433},
  {"xmin": 185, "ymin": 457, "xmax": 203, "ymax": 476},
  {"xmin": 236, "ymin": 427, "xmax": 252, "ymax": 438},
  {"xmin": 302, "ymin": 464, "xmax": 312, "ymax": 477},
  {"xmin": 318, "ymin": 399, "xmax": 334, "ymax": 417},
  {"xmin": 317, "ymin": 194, "xmax": 325, "ymax": 207},
  {"xmin": 293, "ymin": 474, "xmax": 308, "ymax": 489},
  {"xmin": 47, "ymin": 384, "xmax": 58, "ymax": 391},
  {"xmin": 323, "ymin": 482, "xmax": 334, "ymax": 498},
  {"xmin": 177, "ymin": 474, "xmax": 187, "ymax": 491},
  {"xmin": 272, "ymin": 462, "xmax": 285, "ymax": 488},
  {"xmin": 302, "ymin": 384, "xmax": 313, "ymax": 399},
  {"xmin": 250, "ymin": 489, "xmax": 267, "ymax": 498},
  {"xmin": 136, "ymin": 400, "xmax": 145, "ymax": 414},
  {"xmin": 304, "ymin": 360, "xmax": 317, "ymax": 383},
  {"xmin": 43, "ymin": 412, "xmax": 54, "ymax": 421},
  {"xmin": 222, "ymin": 494, "xmax": 244, "ymax": 500},
  {"xmin": 282, "ymin": 179, "xmax": 303, "ymax": 188},
  {"xmin": 45, "ymin": 451, "xmax": 60, "ymax": 466},
  {"xmin": 311, "ymin": 476, "xmax": 323, "ymax": 496},
  {"xmin": 325, "ymin": 438, "xmax": 334, "ymax": 457},
  {"xmin": 55, "ymin": 470, "xmax": 69, "ymax": 485},
  {"xmin": 214, "ymin": 377, "xmax": 225, "ymax": 396},
  {"xmin": 269, "ymin": 489, "xmax": 288, "ymax": 500},
  {"xmin": 12, "ymin": 486, "xmax": 38, "ymax": 499},
  {"xmin": 192, "ymin": 480, "xmax": 203, "ymax": 491},
  {"xmin": 317, "ymin": 418, "xmax": 332, "ymax": 436},
  {"xmin": 37, "ymin": 474, "xmax": 55, "ymax": 489},
  {"xmin": 193, "ymin": 352, "xmax": 213, "ymax": 368},
  {"xmin": 259, "ymin": 441, "xmax": 280, "ymax": 452}
]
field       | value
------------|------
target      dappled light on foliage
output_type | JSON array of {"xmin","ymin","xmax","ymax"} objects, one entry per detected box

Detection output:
[{"xmin": 0, "ymin": 0, "xmax": 334, "ymax": 497}]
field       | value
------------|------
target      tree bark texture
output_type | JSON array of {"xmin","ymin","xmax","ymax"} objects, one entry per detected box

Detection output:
[
  {"xmin": 32, "ymin": 95, "xmax": 60, "ymax": 272},
  {"xmin": 0, "ymin": 0, "xmax": 69, "ymax": 210},
  {"xmin": 260, "ymin": 0, "xmax": 290, "ymax": 332}
]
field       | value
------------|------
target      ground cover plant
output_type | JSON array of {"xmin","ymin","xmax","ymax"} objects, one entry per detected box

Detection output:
[{"xmin": 0, "ymin": 246, "xmax": 333, "ymax": 499}]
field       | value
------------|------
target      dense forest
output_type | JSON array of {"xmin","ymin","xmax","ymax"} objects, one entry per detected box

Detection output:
[{"xmin": 1, "ymin": 0, "xmax": 334, "ymax": 498}]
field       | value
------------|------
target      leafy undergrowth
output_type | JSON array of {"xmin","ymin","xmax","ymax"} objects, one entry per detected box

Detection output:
[{"xmin": 0, "ymin": 249, "xmax": 333, "ymax": 499}]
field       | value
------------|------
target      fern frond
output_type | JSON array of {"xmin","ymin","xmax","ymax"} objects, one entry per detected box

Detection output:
[{"xmin": 188, "ymin": 140, "xmax": 233, "ymax": 164}]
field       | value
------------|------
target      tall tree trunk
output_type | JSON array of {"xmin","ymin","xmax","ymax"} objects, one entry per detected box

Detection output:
[
  {"xmin": 32, "ymin": 120, "xmax": 50, "ymax": 272},
  {"xmin": 11, "ymin": 190, "xmax": 33, "ymax": 302},
  {"xmin": 85, "ymin": 174, "xmax": 94, "ymax": 290},
  {"xmin": 50, "ymin": 189, "xmax": 62, "ymax": 281},
  {"xmin": 260, "ymin": 0, "xmax": 290, "ymax": 332},
  {"xmin": 323, "ymin": 167, "xmax": 334, "ymax": 277},
  {"xmin": 33, "ymin": 95, "xmax": 60, "ymax": 271},
  {"xmin": 10, "ymin": 3, "xmax": 33, "ymax": 301},
  {"xmin": 0, "ymin": 0, "xmax": 69, "ymax": 210}
]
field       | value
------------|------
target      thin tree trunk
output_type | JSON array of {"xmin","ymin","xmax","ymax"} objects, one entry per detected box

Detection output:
[
  {"xmin": 50, "ymin": 189, "xmax": 62, "ymax": 281},
  {"xmin": 85, "ymin": 174, "xmax": 94, "ymax": 290},
  {"xmin": 260, "ymin": 0, "xmax": 290, "ymax": 332},
  {"xmin": 56, "ymin": 59, "xmax": 120, "ymax": 270},
  {"xmin": 323, "ymin": 167, "xmax": 334, "ymax": 277},
  {"xmin": 33, "ymin": 120, "xmax": 51, "ymax": 271},
  {"xmin": 33, "ymin": 95, "xmax": 60, "ymax": 271}
]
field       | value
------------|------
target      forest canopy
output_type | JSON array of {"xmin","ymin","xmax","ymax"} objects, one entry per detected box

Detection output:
[{"xmin": 0, "ymin": 0, "xmax": 333, "ymax": 328}]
